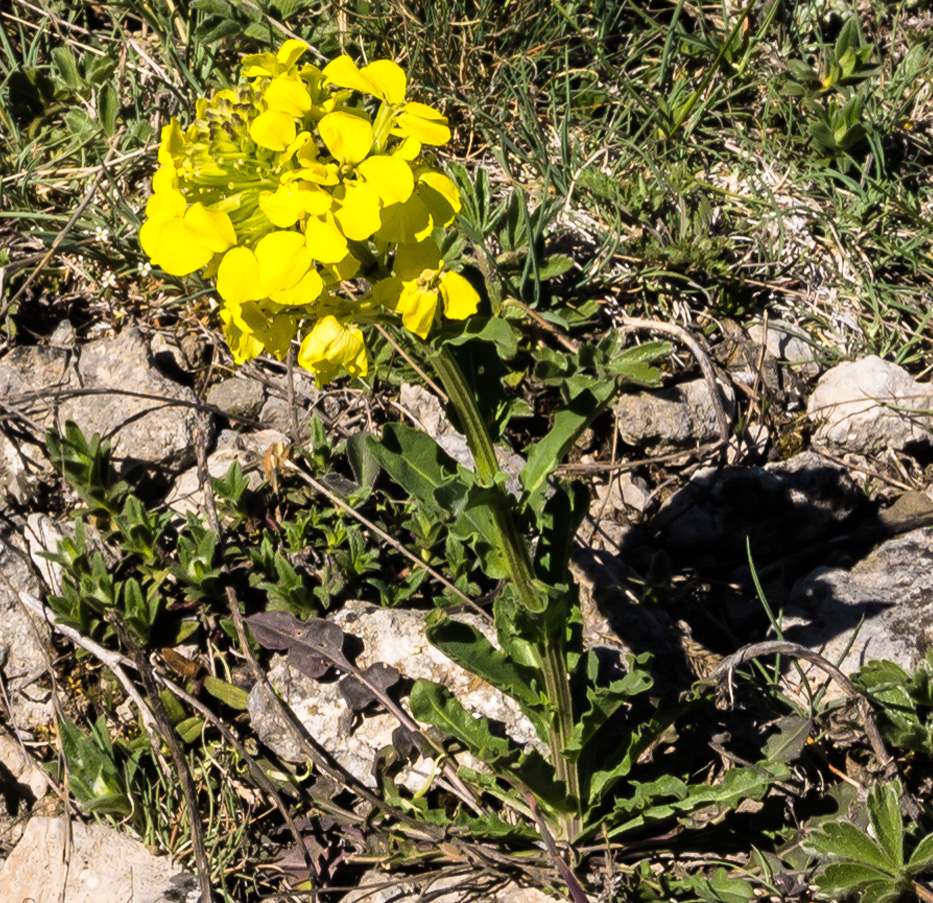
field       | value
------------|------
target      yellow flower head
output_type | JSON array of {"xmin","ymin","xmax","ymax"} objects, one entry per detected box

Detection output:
[
  {"xmin": 374, "ymin": 239, "xmax": 480, "ymax": 339},
  {"xmin": 141, "ymin": 41, "xmax": 470, "ymax": 382},
  {"xmin": 297, "ymin": 315, "xmax": 368, "ymax": 386}
]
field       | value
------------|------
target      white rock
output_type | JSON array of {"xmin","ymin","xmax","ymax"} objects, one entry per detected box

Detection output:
[
  {"xmin": 807, "ymin": 356, "xmax": 933, "ymax": 455},
  {"xmin": 341, "ymin": 869, "xmax": 556, "ymax": 903},
  {"xmin": 0, "ymin": 817, "xmax": 196, "ymax": 903},
  {"xmin": 166, "ymin": 428, "xmax": 287, "ymax": 517},
  {"xmin": 0, "ymin": 531, "xmax": 54, "ymax": 730},
  {"xmin": 59, "ymin": 328, "xmax": 213, "ymax": 474},
  {"xmin": 248, "ymin": 600, "xmax": 539, "ymax": 792},
  {"xmin": 784, "ymin": 526, "xmax": 933, "ymax": 696},
  {"xmin": 747, "ymin": 320, "xmax": 819, "ymax": 377}
]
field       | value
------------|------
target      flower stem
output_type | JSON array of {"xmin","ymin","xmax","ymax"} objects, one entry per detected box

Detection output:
[{"xmin": 428, "ymin": 344, "xmax": 581, "ymax": 839}]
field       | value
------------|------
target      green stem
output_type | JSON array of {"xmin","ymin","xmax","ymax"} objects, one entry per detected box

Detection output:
[{"xmin": 428, "ymin": 344, "xmax": 581, "ymax": 839}]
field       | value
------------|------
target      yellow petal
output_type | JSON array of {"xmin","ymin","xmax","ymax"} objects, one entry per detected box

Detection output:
[
  {"xmin": 439, "ymin": 271, "xmax": 480, "ymax": 320},
  {"xmin": 396, "ymin": 102, "xmax": 450, "ymax": 145},
  {"xmin": 269, "ymin": 267, "xmax": 324, "ymax": 306},
  {"xmin": 360, "ymin": 60, "xmax": 406, "ymax": 104},
  {"xmin": 333, "ymin": 181, "xmax": 381, "ymax": 241},
  {"xmin": 376, "ymin": 195, "xmax": 432, "ymax": 244},
  {"xmin": 321, "ymin": 252, "xmax": 360, "ymax": 282},
  {"xmin": 291, "ymin": 160, "xmax": 341, "ymax": 186},
  {"xmin": 318, "ymin": 111, "xmax": 373, "ymax": 165},
  {"xmin": 250, "ymin": 109, "xmax": 297, "ymax": 151},
  {"xmin": 150, "ymin": 218, "xmax": 214, "ymax": 276},
  {"xmin": 356, "ymin": 155, "xmax": 414, "ymax": 205},
  {"xmin": 254, "ymin": 230, "xmax": 313, "ymax": 294},
  {"xmin": 305, "ymin": 214, "xmax": 349, "ymax": 263},
  {"xmin": 419, "ymin": 171, "xmax": 461, "ymax": 214},
  {"xmin": 395, "ymin": 283, "xmax": 439, "ymax": 338},
  {"xmin": 138, "ymin": 219, "xmax": 163, "ymax": 263},
  {"xmin": 241, "ymin": 51, "xmax": 278, "ymax": 78},
  {"xmin": 145, "ymin": 187, "xmax": 186, "ymax": 225},
  {"xmin": 297, "ymin": 315, "xmax": 368, "ymax": 385},
  {"xmin": 265, "ymin": 76, "xmax": 312, "ymax": 117},
  {"xmin": 392, "ymin": 135, "xmax": 422, "ymax": 161},
  {"xmin": 276, "ymin": 39, "xmax": 309, "ymax": 69},
  {"xmin": 220, "ymin": 304, "xmax": 266, "ymax": 364},
  {"xmin": 184, "ymin": 203, "xmax": 236, "ymax": 253},
  {"xmin": 417, "ymin": 171, "xmax": 461, "ymax": 228},
  {"xmin": 394, "ymin": 239, "xmax": 442, "ymax": 282},
  {"xmin": 151, "ymin": 164, "xmax": 178, "ymax": 195},
  {"xmin": 217, "ymin": 247, "xmax": 261, "ymax": 305},
  {"xmin": 238, "ymin": 302, "xmax": 299, "ymax": 361},
  {"xmin": 322, "ymin": 56, "xmax": 373, "ymax": 95},
  {"xmin": 260, "ymin": 182, "xmax": 332, "ymax": 228}
]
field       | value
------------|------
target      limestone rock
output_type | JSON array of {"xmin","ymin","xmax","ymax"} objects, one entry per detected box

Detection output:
[
  {"xmin": 0, "ymin": 726, "xmax": 48, "ymax": 857},
  {"xmin": 248, "ymin": 599, "xmax": 538, "ymax": 791},
  {"xmin": 0, "ymin": 817, "xmax": 197, "ymax": 903},
  {"xmin": 807, "ymin": 356, "xmax": 933, "ymax": 456},
  {"xmin": 342, "ymin": 870, "xmax": 555, "ymax": 903},
  {"xmin": 258, "ymin": 368, "xmax": 320, "ymax": 436},
  {"xmin": 59, "ymin": 328, "xmax": 213, "ymax": 474},
  {"xmin": 747, "ymin": 319, "xmax": 819, "ymax": 378},
  {"xmin": 614, "ymin": 378, "xmax": 735, "ymax": 450},
  {"xmin": 166, "ymin": 428, "xmax": 287, "ymax": 517},
  {"xmin": 651, "ymin": 451, "xmax": 864, "ymax": 567},
  {"xmin": 206, "ymin": 377, "xmax": 265, "ymax": 420},
  {"xmin": 784, "ymin": 526, "xmax": 933, "ymax": 681},
  {"xmin": 0, "ymin": 345, "xmax": 80, "ymax": 502},
  {"xmin": 0, "ymin": 530, "xmax": 54, "ymax": 730}
]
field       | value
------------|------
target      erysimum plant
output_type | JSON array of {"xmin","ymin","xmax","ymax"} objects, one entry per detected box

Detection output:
[{"xmin": 142, "ymin": 38, "xmax": 726, "ymax": 870}]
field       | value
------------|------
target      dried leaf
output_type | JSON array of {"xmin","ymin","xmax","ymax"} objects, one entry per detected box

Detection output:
[
  {"xmin": 246, "ymin": 610, "xmax": 307, "ymax": 650},
  {"xmin": 246, "ymin": 612, "xmax": 348, "ymax": 679},
  {"xmin": 339, "ymin": 662, "xmax": 400, "ymax": 712}
]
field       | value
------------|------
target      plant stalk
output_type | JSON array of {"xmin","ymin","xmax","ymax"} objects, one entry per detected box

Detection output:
[{"xmin": 429, "ymin": 344, "xmax": 582, "ymax": 838}]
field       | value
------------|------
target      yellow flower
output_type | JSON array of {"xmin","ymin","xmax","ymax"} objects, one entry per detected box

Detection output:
[
  {"xmin": 216, "ymin": 231, "xmax": 323, "ymax": 308},
  {"xmin": 322, "ymin": 55, "xmax": 450, "ymax": 146},
  {"xmin": 297, "ymin": 315, "xmax": 368, "ymax": 385},
  {"xmin": 322, "ymin": 55, "xmax": 407, "ymax": 104},
  {"xmin": 220, "ymin": 300, "xmax": 299, "ymax": 363},
  {"xmin": 375, "ymin": 167, "xmax": 461, "ymax": 244},
  {"xmin": 241, "ymin": 39, "xmax": 309, "ymax": 79},
  {"xmin": 374, "ymin": 239, "xmax": 479, "ymax": 338},
  {"xmin": 259, "ymin": 180, "xmax": 332, "ymax": 228},
  {"xmin": 318, "ymin": 110, "xmax": 374, "ymax": 165},
  {"xmin": 139, "ymin": 188, "xmax": 236, "ymax": 276}
]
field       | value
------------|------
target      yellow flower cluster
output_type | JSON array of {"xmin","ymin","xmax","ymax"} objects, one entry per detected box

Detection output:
[{"xmin": 141, "ymin": 40, "xmax": 479, "ymax": 384}]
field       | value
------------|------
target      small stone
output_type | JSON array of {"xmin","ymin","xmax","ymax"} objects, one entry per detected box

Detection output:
[
  {"xmin": 59, "ymin": 329, "xmax": 213, "ymax": 474},
  {"xmin": 615, "ymin": 378, "xmax": 735, "ymax": 450},
  {"xmin": 807, "ymin": 356, "xmax": 933, "ymax": 456},
  {"xmin": 166, "ymin": 429, "xmax": 287, "ymax": 517},
  {"xmin": 206, "ymin": 377, "xmax": 265, "ymax": 420},
  {"xmin": 341, "ymin": 870, "xmax": 555, "ymax": 903},
  {"xmin": 619, "ymin": 472, "xmax": 651, "ymax": 512},
  {"xmin": 49, "ymin": 319, "xmax": 77, "ymax": 348},
  {"xmin": 0, "ymin": 530, "xmax": 54, "ymax": 730},
  {"xmin": 747, "ymin": 320, "xmax": 819, "ymax": 378},
  {"xmin": 248, "ymin": 599, "xmax": 539, "ymax": 791},
  {"xmin": 785, "ymin": 526, "xmax": 933, "ymax": 692}
]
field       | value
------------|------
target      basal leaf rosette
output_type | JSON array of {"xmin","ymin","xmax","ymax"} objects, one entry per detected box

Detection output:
[{"xmin": 140, "ymin": 40, "xmax": 477, "ymax": 385}]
